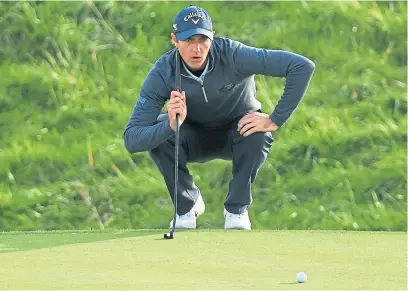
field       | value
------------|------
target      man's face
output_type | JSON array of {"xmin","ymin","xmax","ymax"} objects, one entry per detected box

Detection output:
[{"xmin": 171, "ymin": 33, "xmax": 212, "ymax": 71}]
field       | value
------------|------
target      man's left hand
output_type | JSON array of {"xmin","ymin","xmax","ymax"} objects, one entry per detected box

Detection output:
[{"xmin": 237, "ymin": 112, "xmax": 279, "ymax": 136}]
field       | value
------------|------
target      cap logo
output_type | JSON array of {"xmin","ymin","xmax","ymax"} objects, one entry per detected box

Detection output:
[
  {"xmin": 184, "ymin": 11, "xmax": 207, "ymax": 23},
  {"xmin": 173, "ymin": 24, "xmax": 178, "ymax": 31}
]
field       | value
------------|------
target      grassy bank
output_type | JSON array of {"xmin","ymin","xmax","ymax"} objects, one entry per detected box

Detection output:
[{"xmin": 0, "ymin": 1, "xmax": 406, "ymax": 231}]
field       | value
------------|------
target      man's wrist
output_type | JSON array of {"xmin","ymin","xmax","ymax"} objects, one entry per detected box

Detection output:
[
  {"xmin": 269, "ymin": 113, "xmax": 283, "ymax": 127},
  {"xmin": 268, "ymin": 115, "xmax": 280, "ymax": 131}
]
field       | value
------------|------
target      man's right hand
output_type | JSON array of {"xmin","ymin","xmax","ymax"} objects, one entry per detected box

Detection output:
[{"xmin": 167, "ymin": 90, "xmax": 187, "ymax": 131}]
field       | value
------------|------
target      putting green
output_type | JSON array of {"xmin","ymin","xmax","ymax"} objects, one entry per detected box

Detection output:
[{"xmin": 0, "ymin": 230, "xmax": 406, "ymax": 290}]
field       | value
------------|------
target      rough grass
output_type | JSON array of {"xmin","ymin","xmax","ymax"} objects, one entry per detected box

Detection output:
[{"xmin": 0, "ymin": 1, "xmax": 406, "ymax": 231}]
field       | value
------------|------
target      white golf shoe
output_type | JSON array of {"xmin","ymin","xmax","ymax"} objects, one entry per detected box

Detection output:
[
  {"xmin": 169, "ymin": 194, "xmax": 205, "ymax": 229},
  {"xmin": 224, "ymin": 209, "xmax": 251, "ymax": 230}
]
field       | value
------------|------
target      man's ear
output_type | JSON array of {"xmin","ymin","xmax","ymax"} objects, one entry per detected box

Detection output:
[{"xmin": 170, "ymin": 33, "xmax": 178, "ymax": 47}]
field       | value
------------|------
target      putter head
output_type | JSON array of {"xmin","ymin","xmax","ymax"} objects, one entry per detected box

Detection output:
[{"xmin": 164, "ymin": 232, "xmax": 174, "ymax": 239}]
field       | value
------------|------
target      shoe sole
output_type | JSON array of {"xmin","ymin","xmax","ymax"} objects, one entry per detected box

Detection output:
[
  {"xmin": 224, "ymin": 224, "xmax": 251, "ymax": 230},
  {"xmin": 225, "ymin": 226, "xmax": 251, "ymax": 230}
]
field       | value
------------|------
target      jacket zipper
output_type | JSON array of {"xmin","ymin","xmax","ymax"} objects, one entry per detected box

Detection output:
[
  {"xmin": 201, "ymin": 83, "xmax": 208, "ymax": 103},
  {"xmin": 181, "ymin": 74, "xmax": 209, "ymax": 103},
  {"xmin": 180, "ymin": 53, "xmax": 213, "ymax": 103}
]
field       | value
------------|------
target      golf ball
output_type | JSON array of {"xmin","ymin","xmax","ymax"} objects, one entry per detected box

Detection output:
[{"xmin": 296, "ymin": 272, "xmax": 307, "ymax": 283}]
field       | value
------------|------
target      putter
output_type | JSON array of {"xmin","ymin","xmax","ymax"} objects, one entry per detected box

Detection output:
[{"xmin": 164, "ymin": 50, "xmax": 181, "ymax": 240}]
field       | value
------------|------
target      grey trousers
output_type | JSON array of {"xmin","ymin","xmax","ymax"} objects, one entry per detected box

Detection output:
[{"xmin": 149, "ymin": 113, "xmax": 274, "ymax": 215}]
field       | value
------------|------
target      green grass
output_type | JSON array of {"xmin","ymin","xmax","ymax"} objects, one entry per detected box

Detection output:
[
  {"xmin": 0, "ymin": 1, "xmax": 406, "ymax": 231},
  {"xmin": 0, "ymin": 230, "xmax": 406, "ymax": 290}
]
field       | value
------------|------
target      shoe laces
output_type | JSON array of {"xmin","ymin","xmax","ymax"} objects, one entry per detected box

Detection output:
[
  {"xmin": 226, "ymin": 212, "xmax": 246, "ymax": 219},
  {"xmin": 178, "ymin": 210, "xmax": 195, "ymax": 219}
]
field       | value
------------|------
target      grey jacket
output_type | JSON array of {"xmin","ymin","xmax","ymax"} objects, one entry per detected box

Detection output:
[{"xmin": 124, "ymin": 37, "xmax": 315, "ymax": 153}]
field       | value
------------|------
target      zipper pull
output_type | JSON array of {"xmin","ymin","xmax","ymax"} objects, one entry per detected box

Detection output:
[{"xmin": 201, "ymin": 84, "xmax": 208, "ymax": 103}]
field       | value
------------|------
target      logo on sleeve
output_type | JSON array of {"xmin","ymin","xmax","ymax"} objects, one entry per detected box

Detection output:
[{"xmin": 137, "ymin": 97, "xmax": 147, "ymax": 106}]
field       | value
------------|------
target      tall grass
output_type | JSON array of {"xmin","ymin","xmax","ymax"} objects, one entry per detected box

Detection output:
[{"xmin": 0, "ymin": 1, "xmax": 406, "ymax": 231}]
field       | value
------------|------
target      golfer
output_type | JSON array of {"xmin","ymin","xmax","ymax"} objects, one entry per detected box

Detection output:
[{"xmin": 124, "ymin": 5, "xmax": 315, "ymax": 230}]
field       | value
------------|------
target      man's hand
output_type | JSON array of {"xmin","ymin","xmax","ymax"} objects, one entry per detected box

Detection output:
[
  {"xmin": 237, "ymin": 111, "xmax": 278, "ymax": 136},
  {"xmin": 167, "ymin": 90, "xmax": 187, "ymax": 131}
]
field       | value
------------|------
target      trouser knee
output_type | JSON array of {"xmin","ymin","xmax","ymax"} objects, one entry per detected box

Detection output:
[
  {"xmin": 233, "ymin": 132, "xmax": 274, "ymax": 182},
  {"xmin": 237, "ymin": 132, "xmax": 274, "ymax": 157}
]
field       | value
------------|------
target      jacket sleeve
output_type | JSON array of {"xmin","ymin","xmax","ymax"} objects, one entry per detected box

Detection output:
[
  {"xmin": 231, "ymin": 41, "xmax": 316, "ymax": 126},
  {"xmin": 123, "ymin": 67, "xmax": 174, "ymax": 153}
]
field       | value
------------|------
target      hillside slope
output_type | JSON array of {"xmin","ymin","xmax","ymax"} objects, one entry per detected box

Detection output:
[{"xmin": 0, "ymin": 1, "xmax": 406, "ymax": 231}]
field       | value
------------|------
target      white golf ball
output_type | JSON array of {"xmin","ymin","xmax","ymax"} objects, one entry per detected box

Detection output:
[{"xmin": 296, "ymin": 272, "xmax": 307, "ymax": 283}]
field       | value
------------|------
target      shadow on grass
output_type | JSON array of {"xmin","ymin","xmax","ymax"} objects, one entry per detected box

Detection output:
[
  {"xmin": 280, "ymin": 282, "xmax": 300, "ymax": 284},
  {"xmin": 0, "ymin": 229, "xmax": 163, "ymax": 253}
]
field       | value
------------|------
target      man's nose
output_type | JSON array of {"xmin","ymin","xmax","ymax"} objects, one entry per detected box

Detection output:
[{"xmin": 192, "ymin": 43, "xmax": 201, "ymax": 52}]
